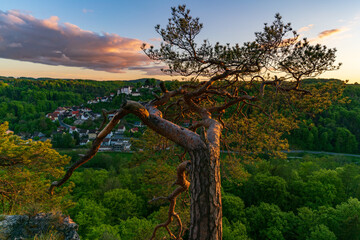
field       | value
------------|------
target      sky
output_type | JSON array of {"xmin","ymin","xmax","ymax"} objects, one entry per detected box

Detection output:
[{"xmin": 0, "ymin": 0, "xmax": 359, "ymax": 82}]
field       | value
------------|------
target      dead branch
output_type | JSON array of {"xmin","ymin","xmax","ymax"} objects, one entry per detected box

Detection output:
[
  {"xmin": 98, "ymin": 109, "xmax": 118, "ymax": 131},
  {"xmin": 149, "ymin": 160, "xmax": 191, "ymax": 240},
  {"xmin": 188, "ymin": 120, "xmax": 205, "ymax": 132},
  {"xmin": 208, "ymin": 95, "xmax": 257, "ymax": 113},
  {"xmin": 49, "ymin": 108, "xmax": 129, "ymax": 195},
  {"xmin": 259, "ymin": 76, "xmax": 311, "ymax": 96}
]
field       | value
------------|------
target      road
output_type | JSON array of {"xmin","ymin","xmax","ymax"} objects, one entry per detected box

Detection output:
[
  {"xmin": 58, "ymin": 116, "xmax": 71, "ymax": 129},
  {"xmin": 284, "ymin": 150, "xmax": 360, "ymax": 158},
  {"xmin": 221, "ymin": 150, "xmax": 360, "ymax": 158}
]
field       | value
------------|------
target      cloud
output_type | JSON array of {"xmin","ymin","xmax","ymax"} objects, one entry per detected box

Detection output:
[
  {"xmin": 129, "ymin": 65, "xmax": 165, "ymax": 75},
  {"xmin": 0, "ymin": 10, "xmax": 152, "ymax": 73},
  {"xmin": 298, "ymin": 24, "xmax": 314, "ymax": 33},
  {"xmin": 317, "ymin": 28, "xmax": 343, "ymax": 39},
  {"xmin": 149, "ymin": 37, "xmax": 162, "ymax": 42},
  {"xmin": 308, "ymin": 27, "xmax": 349, "ymax": 43}
]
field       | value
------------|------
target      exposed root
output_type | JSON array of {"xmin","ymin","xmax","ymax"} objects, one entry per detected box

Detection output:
[{"xmin": 149, "ymin": 161, "xmax": 191, "ymax": 240}]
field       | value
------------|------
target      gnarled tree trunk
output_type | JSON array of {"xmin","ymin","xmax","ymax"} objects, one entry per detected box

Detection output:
[{"xmin": 188, "ymin": 146, "xmax": 222, "ymax": 240}]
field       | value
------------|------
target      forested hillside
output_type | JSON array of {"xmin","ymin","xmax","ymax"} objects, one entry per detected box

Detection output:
[
  {"xmin": 2, "ymin": 76, "xmax": 360, "ymax": 153},
  {"xmin": 0, "ymin": 76, "xmax": 129, "ymax": 135},
  {"xmin": 2, "ymin": 77, "xmax": 360, "ymax": 239},
  {"xmin": 287, "ymin": 80, "xmax": 360, "ymax": 153}
]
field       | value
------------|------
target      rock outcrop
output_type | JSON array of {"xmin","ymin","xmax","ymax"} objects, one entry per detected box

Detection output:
[{"xmin": 0, "ymin": 213, "xmax": 79, "ymax": 240}]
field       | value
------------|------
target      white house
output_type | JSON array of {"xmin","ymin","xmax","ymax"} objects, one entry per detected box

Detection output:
[
  {"xmin": 80, "ymin": 139, "xmax": 90, "ymax": 146},
  {"xmin": 118, "ymin": 86, "xmax": 132, "ymax": 95},
  {"xmin": 79, "ymin": 129, "xmax": 89, "ymax": 137},
  {"xmin": 131, "ymin": 90, "xmax": 141, "ymax": 96},
  {"xmin": 116, "ymin": 125, "xmax": 126, "ymax": 134},
  {"xmin": 106, "ymin": 131, "xmax": 114, "ymax": 138},
  {"xmin": 101, "ymin": 138, "xmax": 111, "ymax": 146},
  {"xmin": 69, "ymin": 126, "xmax": 78, "ymax": 134}
]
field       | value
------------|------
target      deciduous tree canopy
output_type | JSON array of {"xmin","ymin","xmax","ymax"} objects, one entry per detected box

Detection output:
[{"xmin": 0, "ymin": 122, "xmax": 72, "ymax": 214}]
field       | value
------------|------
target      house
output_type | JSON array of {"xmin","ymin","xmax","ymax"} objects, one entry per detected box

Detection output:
[
  {"xmin": 88, "ymin": 129, "xmax": 97, "ymax": 139},
  {"xmin": 134, "ymin": 122, "xmax": 143, "ymax": 127},
  {"xmin": 79, "ymin": 139, "xmax": 90, "ymax": 146},
  {"xmin": 94, "ymin": 113, "xmax": 101, "ymax": 119},
  {"xmin": 79, "ymin": 129, "xmax": 89, "ymax": 138},
  {"xmin": 130, "ymin": 127, "xmax": 139, "ymax": 133},
  {"xmin": 112, "ymin": 142, "xmax": 123, "ymax": 151},
  {"xmin": 131, "ymin": 89, "xmax": 141, "ymax": 96},
  {"xmin": 107, "ymin": 113, "xmax": 116, "ymax": 120},
  {"xmin": 123, "ymin": 143, "xmax": 131, "ymax": 151},
  {"xmin": 101, "ymin": 97, "xmax": 109, "ymax": 102},
  {"xmin": 55, "ymin": 107, "xmax": 68, "ymax": 114},
  {"xmin": 71, "ymin": 111, "xmax": 79, "ymax": 117},
  {"xmin": 69, "ymin": 126, "xmax": 78, "ymax": 134},
  {"xmin": 106, "ymin": 131, "xmax": 113, "ymax": 138},
  {"xmin": 118, "ymin": 86, "xmax": 132, "ymax": 95},
  {"xmin": 46, "ymin": 112, "xmax": 60, "ymax": 122},
  {"xmin": 110, "ymin": 134, "xmax": 126, "ymax": 145},
  {"xmin": 99, "ymin": 147, "xmax": 112, "ymax": 151},
  {"xmin": 87, "ymin": 99, "xmax": 98, "ymax": 104},
  {"xmin": 112, "ymin": 140, "xmax": 131, "ymax": 152},
  {"xmin": 81, "ymin": 112, "xmax": 92, "ymax": 120},
  {"xmin": 116, "ymin": 125, "xmax": 126, "ymax": 134},
  {"xmin": 101, "ymin": 138, "xmax": 111, "ymax": 146},
  {"xmin": 110, "ymin": 93, "xmax": 115, "ymax": 97},
  {"xmin": 57, "ymin": 126, "xmax": 67, "ymax": 133}
]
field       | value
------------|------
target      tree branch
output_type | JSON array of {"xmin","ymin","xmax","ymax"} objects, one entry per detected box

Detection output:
[
  {"xmin": 149, "ymin": 160, "xmax": 191, "ymax": 240},
  {"xmin": 124, "ymin": 100, "xmax": 204, "ymax": 150},
  {"xmin": 49, "ymin": 100, "xmax": 203, "ymax": 195},
  {"xmin": 208, "ymin": 95, "xmax": 257, "ymax": 113},
  {"xmin": 49, "ymin": 108, "xmax": 129, "ymax": 195}
]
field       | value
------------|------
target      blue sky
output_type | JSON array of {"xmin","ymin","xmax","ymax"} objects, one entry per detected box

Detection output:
[{"xmin": 0, "ymin": 0, "xmax": 359, "ymax": 82}]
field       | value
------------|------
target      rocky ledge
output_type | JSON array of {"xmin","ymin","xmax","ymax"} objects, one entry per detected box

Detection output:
[{"xmin": 0, "ymin": 213, "xmax": 79, "ymax": 240}]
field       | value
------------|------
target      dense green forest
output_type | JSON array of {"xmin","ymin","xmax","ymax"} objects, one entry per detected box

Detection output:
[
  {"xmin": 2, "ymin": 77, "xmax": 360, "ymax": 239},
  {"xmin": 2, "ymin": 122, "xmax": 360, "ymax": 239},
  {"xmin": 58, "ymin": 143, "xmax": 360, "ymax": 239},
  {"xmin": 287, "ymin": 81, "xmax": 360, "ymax": 153}
]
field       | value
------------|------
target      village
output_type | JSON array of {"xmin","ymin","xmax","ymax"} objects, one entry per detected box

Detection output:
[{"xmin": 43, "ymin": 85, "xmax": 149, "ymax": 152}]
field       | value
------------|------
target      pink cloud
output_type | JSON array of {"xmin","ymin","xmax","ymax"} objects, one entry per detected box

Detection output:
[
  {"xmin": 298, "ymin": 24, "xmax": 314, "ymax": 33},
  {"xmin": 0, "ymin": 10, "xmax": 152, "ymax": 73},
  {"xmin": 149, "ymin": 37, "xmax": 162, "ymax": 42},
  {"xmin": 317, "ymin": 28, "xmax": 343, "ymax": 39},
  {"xmin": 309, "ymin": 27, "xmax": 349, "ymax": 43}
]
